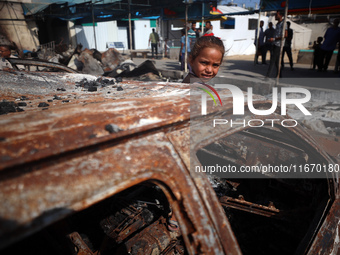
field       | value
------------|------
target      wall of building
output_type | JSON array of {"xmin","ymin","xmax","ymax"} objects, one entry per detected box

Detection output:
[
  {"xmin": 134, "ymin": 20, "xmax": 152, "ymax": 50},
  {"xmin": 0, "ymin": 2, "xmax": 39, "ymax": 52},
  {"xmin": 75, "ymin": 21, "xmax": 128, "ymax": 52}
]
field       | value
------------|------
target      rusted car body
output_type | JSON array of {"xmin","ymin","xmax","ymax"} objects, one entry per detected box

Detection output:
[{"xmin": 0, "ymin": 71, "xmax": 339, "ymax": 254}]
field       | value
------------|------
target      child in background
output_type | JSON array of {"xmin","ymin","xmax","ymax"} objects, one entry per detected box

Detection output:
[
  {"xmin": 180, "ymin": 29, "xmax": 191, "ymax": 71},
  {"xmin": 312, "ymin": 36, "xmax": 323, "ymax": 70},
  {"xmin": 0, "ymin": 45, "xmax": 14, "ymax": 71},
  {"xmin": 182, "ymin": 36, "xmax": 225, "ymax": 83}
]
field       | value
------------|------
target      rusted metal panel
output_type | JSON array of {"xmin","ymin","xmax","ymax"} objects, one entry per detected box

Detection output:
[
  {"xmin": 306, "ymin": 130, "xmax": 340, "ymax": 162},
  {"xmin": 67, "ymin": 232, "xmax": 95, "ymax": 255},
  {"xmin": 7, "ymin": 58, "xmax": 79, "ymax": 73},
  {"xmin": 120, "ymin": 216, "xmax": 173, "ymax": 254},
  {"xmin": 307, "ymin": 199, "xmax": 340, "ymax": 255},
  {"xmin": 0, "ymin": 72, "xmax": 191, "ymax": 171},
  {"xmin": 0, "ymin": 95, "xmax": 190, "ymax": 170},
  {"xmin": 219, "ymin": 196, "xmax": 280, "ymax": 218},
  {"xmin": 0, "ymin": 132, "xmax": 226, "ymax": 254},
  {"xmin": 167, "ymin": 128, "xmax": 242, "ymax": 255}
]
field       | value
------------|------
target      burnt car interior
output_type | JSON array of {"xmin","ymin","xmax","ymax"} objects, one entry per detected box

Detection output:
[
  {"xmin": 0, "ymin": 123, "xmax": 334, "ymax": 255},
  {"xmin": 197, "ymin": 125, "xmax": 332, "ymax": 255},
  {"xmin": 2, "ymin": 183, "xmax": 188, "ymax": 255}
]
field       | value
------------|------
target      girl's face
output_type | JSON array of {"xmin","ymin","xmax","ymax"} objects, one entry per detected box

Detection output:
[{"xmin": 190, "ymin": 47, "xmax": 222, "ymax": 80}]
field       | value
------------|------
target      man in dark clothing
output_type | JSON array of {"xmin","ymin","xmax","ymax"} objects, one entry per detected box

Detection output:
[
  {"xmin": 263, "ymin": 22, "xmax": 275, "ymax": 65},
  {"xmin": 191, "ymin": 22, "xmax": 200, "ymax": 39},
  {"xmin": 254, "ymin": 20, "xmax": 265, "ymax": 64},
  {"xmin": 203, "ymin": 21, "xmax": 214, "ymax": 36},
  {"xmin": 319, "ymin": 19, "xmax": 340, "ymax": 71},
  {"xmin": 281, "ymin": 21, "xmax": 294, "ymax": 70},
  {"xmin": 266, "ymin": 10, "xmax": 287, "ymax": 78}
]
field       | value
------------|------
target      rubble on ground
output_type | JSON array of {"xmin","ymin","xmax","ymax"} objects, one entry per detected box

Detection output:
[
  {"xmin": 264, "ymin": 92, "xmax": 340, "ymax": 136},
  {"xmin": 286, "ymin": 99, "xmax": 340, "ymax": 136},
  {"xmin": 9, "ymin": 41, "xmax": 166, "ymax": 81}
]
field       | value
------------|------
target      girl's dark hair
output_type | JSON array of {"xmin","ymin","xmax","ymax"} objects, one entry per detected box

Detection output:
[{"xmin": 189, "ymin": 36, "xmax": 225, "ymax": 63}]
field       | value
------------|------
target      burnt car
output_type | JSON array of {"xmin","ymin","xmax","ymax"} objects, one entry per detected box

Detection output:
[{"xmin": 0, "ymin": 71, "xmax": 339, "ymax": 255}]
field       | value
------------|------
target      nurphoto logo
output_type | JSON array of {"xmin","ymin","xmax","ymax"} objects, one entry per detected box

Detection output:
[{"xmin": 197, "ymin": 84, "xmax": 312, "ymax": 128}]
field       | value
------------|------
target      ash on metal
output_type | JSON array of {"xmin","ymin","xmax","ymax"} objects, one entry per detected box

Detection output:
[
  {"xmin": 0, "ymin": 101, "xmax": 24, "ymax": 115},
  {"xmin": 105, "ymin": 124, "xmax": 123, "ymax": 134},
  {"xmin": 75, "ymin": 77, "xmax": 116, "ymax": 91},
  {"xmin": 38, "ymin": 102, "xmax": 50, "ymax": 107}
]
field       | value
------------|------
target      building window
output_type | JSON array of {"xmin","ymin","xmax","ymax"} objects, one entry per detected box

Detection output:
[
  {"xmin": 220, "ymin": 18, "xmax": 235, "ymax": 29},
  {"xmin": 248, "ymin": 19, "xmax": 258, "ymax": 30}
]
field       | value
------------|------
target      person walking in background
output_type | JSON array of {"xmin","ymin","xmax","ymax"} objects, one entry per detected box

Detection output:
[
  {"xmin": 254, "ymin": 20, "xmax": 265, "ymax": 64},
  {"xmin": 263, "ymin": 22, "xmax": 275, "ymax": 65},
  {"xmin": 180, "ymin": 29, "xmax": 191, "ymax": 71},
  {"xmin": 0, "ymin": 44, "xmax": 13, "ymax": 71},
  {"xmin": 312, "ymin": 36, "xmax": 323, "ymax": 70},
  {"xmin": 148, "ymin": 28, "xmax": 160, "ymax": 59},
  {"xmin": 187, "ymin": 23, "xmax": 196, "ymax": 49},
  {"xmin": 203, "ymin": 21, "xmax": 214, "ymax": 36},
  {"xmin": 334, "ymin": 41, "xmax": 340, "ymax": 73},
  {"xmin": 191, "ymin": 22, "xmax": 200, "ymax": 39},
  {"xmin": 319, "ymin": 19, "xmax": 340, "ymax": 71},
  {"xmin": 281, "ymin": 21, "xmax": 294, "ymax": 70},
  {"xmin": 197, "ymin": 28, "xmax": 203, "ymax": 38},
  {"xmin": 266, "ymin": 10, "xmax": 287, "ymax": 78}
]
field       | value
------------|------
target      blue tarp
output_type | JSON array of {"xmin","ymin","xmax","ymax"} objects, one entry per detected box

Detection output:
[{"xmin": 260, "ymin": 0, "xmax": 340, "ymax": 14}]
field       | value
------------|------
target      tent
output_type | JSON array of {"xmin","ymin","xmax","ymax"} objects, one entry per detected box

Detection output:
[
  {"xmin": 19, "ymin": 0, "xmax": 217, "ymax": 21},
  {"xmin": 210, "ymin": 5, "xmax": 268, "ymax": 56},
  {"xmin": 260, "ymin": 0, "xmax": 340, "ymax": 14}
]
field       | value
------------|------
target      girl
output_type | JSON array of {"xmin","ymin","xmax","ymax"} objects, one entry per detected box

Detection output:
[{"xmin": 182, "ymin": 36, "xmax": 225, "ymax": 83}]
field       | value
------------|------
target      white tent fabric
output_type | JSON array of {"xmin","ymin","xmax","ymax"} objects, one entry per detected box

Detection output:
[
  {"xmin": 211, "ymin": 5, "xmax": 269, "ymax": 56},
  {"xmin": 211, "ymin": 5, "xmax": 312, "ymax": 56}
]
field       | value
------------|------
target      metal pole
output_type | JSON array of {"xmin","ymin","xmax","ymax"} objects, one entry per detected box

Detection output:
[
  {"xmin": 185, "ymin": 4, "xmax": 188, "ymax": 73},
  {"xmin": 276, "ymin": 0, "xmax": 289, "ymax": 85},
  {"xmin": 91, "ymin": 0, "xmax": 97, "ymax": 49},
  {"xmin": 254, "ymin": 10, "xmax": 262, "ymax": 65},
  {"xmin": 161, "ymin": 9, "xmax": 164, "ymax": 59},
  {"xmin": 128, "ymin": 0, "xmax": 133, "ymax": 60},
  {"xmin": 202, "ymin": 2, "xmax": 204, "ymax": 35}
]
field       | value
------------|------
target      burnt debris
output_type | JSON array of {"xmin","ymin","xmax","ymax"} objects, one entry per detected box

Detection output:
[
  {"xmin": 105, "ymin": 60, "xmax": 161, "ymax": 80},
  {"xmin": 105, "ymin": 124, "xmax": 123, "ymax": 134},
  {"xmin": 0, "ymin": 101, "xmax": 24, "ymax": 115},
  {"xmin": 75, "ymin": 77, "xmax": 116, "ymax": 90},
  {"xmin": 38, "ymin": 102, "xmax": 50, "ymax": 107}
]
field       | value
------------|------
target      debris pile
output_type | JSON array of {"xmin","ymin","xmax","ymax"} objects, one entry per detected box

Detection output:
[
  {"xmin": 105, "ymin": 60, "xmax": 164, "ymax": 81},
  {"xmin": 288, "ymin": 101, "xmax": 340, "ymax": 136},
  {"xmin": 1, "ymin": 33, "xmax": 167, "ymax": 81},
  {"xmin": 265, "ymin": 92, "xmax": 340, "ymax": 136}
]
